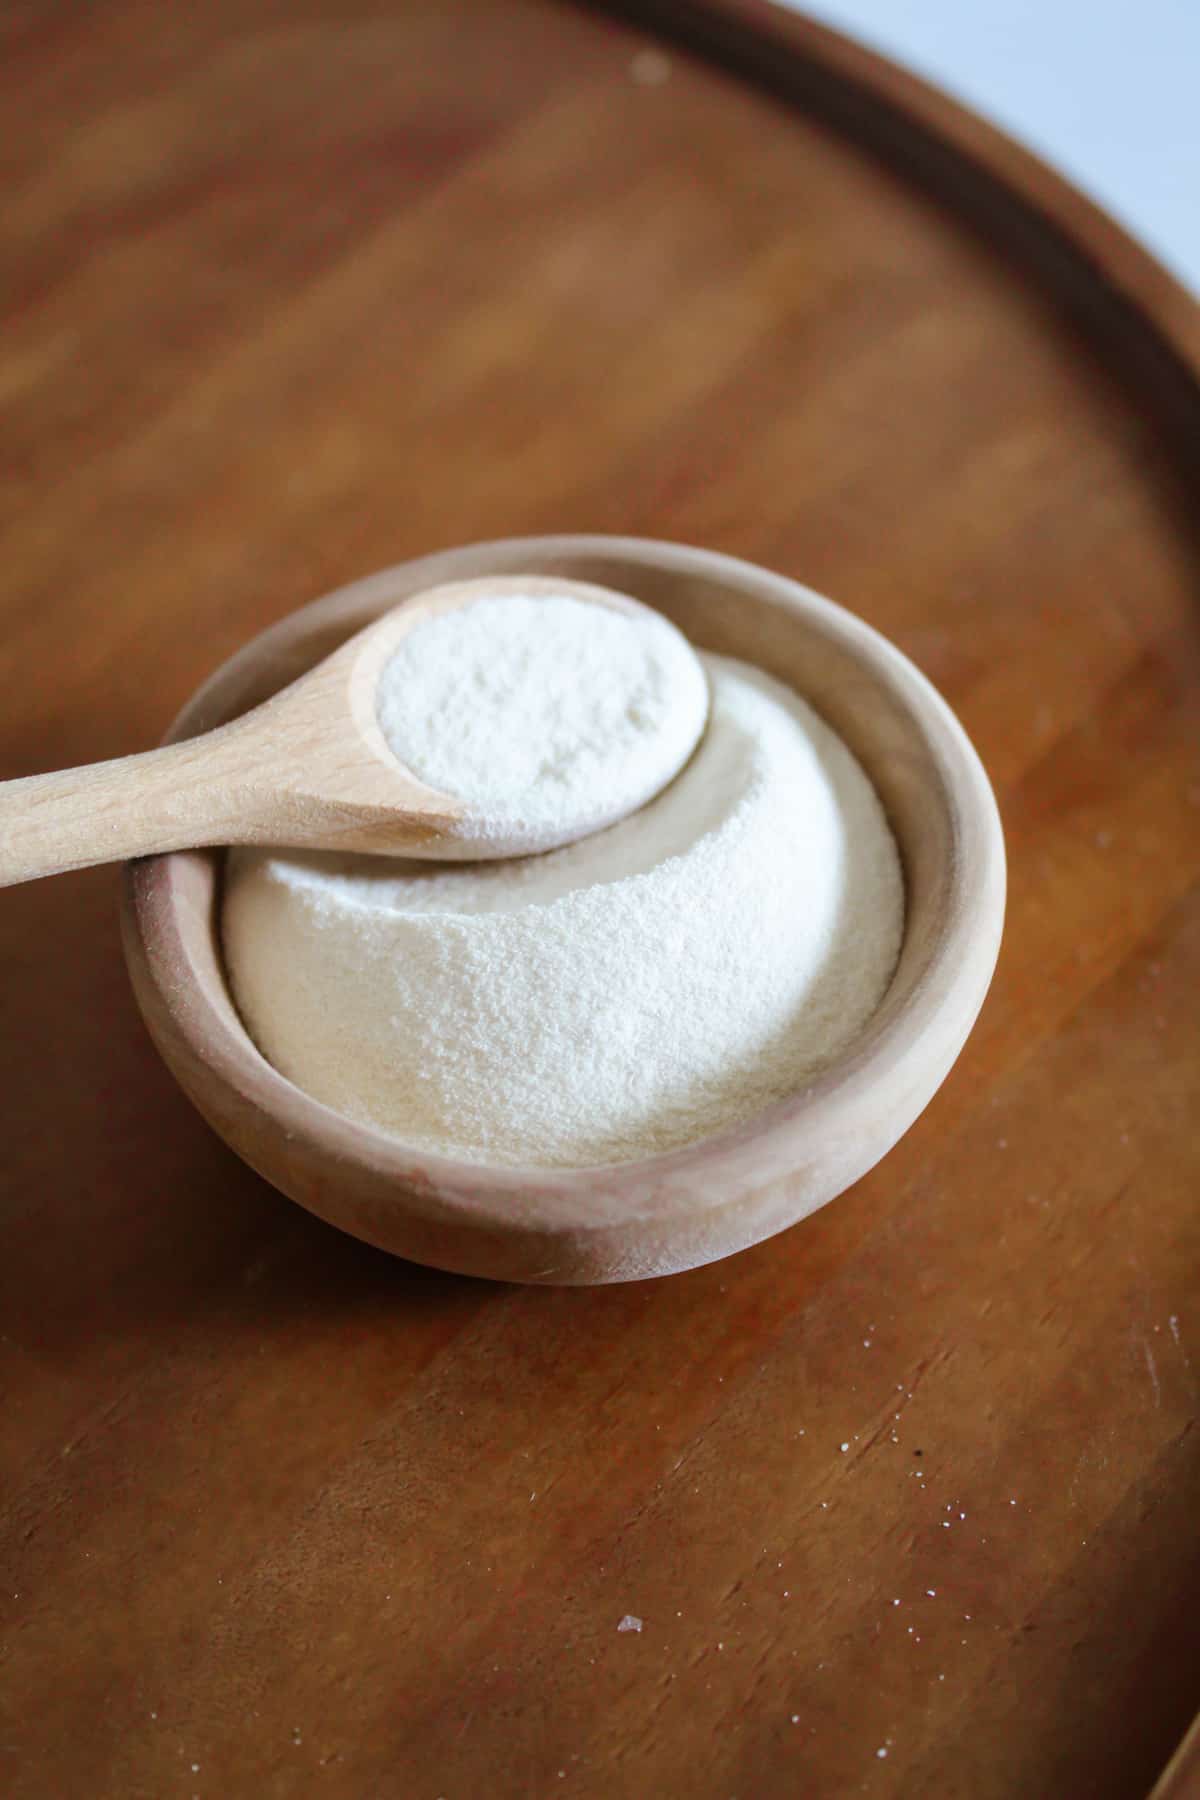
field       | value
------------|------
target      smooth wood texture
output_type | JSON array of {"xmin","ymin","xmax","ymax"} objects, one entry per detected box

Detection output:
[
  {"xmin": 121, "ymin": 538, "xmax": 1005, "ymax": 1282},
  {"xmin": 0, "ymin": 573, "xmax": 695, "ymax": 882},
  {"xmin": 2, "ymin": 2, "xmax": 1198, "ymax": 1797}
]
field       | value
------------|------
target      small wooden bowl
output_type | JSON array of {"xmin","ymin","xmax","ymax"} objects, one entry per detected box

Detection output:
[{"xmin": 120, "ymin": 537, "xmax": 1005, "ymax": 1284}]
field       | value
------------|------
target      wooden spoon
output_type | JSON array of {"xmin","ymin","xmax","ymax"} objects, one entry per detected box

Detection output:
[{"xmin": 0, "ymin": 575, "xmax": 698, "ymax": 886}]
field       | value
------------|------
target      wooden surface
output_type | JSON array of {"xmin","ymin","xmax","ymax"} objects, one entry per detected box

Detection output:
[{"xmin": 2, "ymin": 1, "xmax": 1198, "ymax": 1795}]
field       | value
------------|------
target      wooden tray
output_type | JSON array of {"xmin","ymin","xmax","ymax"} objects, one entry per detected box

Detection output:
[{"xmin": 2, "ymin": 2, "xmax": 1198, "ymax": 1795}]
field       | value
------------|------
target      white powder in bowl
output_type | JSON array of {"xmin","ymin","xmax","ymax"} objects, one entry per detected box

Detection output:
[
  {"xmin": 377, "ymin": 590, "xmax": 709, "ymax": 855},
  {"xmin": 223, "ymin": 654, "xmax": 904, "ymax": 1168}
]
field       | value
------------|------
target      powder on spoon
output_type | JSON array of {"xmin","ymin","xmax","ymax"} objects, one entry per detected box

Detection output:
[
  {"xmin": 224, "ymin": 622, "xmax": 904, "ymax": 1167},
  {"xmin": 376, "ymin": 589, "xmax": 709, "ymax": 854}
]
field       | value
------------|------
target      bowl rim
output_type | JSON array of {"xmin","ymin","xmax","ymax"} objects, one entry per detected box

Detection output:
[{"xmin": 124, "ymin": 534, "xmax": 1006, "ymax": 1235}]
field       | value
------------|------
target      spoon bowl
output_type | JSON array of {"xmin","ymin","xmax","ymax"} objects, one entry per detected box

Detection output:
[{"xmin": 0, "ymin": 573, "xmax": 704, "ymax": 882}]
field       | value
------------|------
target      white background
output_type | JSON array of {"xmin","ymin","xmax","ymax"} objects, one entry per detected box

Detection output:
[{"xmin": 779, "ymin": 0, "xmax": 1200, "ymax": 293}]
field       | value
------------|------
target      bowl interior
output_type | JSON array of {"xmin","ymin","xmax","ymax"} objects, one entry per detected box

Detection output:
[{"xmin": 157, "ymin": 542, "xmax": 967, "ymax": 1112}]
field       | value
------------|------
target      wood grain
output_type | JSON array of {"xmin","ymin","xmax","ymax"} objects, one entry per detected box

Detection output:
[{"xmin": 1, "ymin": 2, "xmax": 1198, "ymax": 1797}]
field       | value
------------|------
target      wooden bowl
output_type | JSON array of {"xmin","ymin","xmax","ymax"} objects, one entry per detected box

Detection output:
[{"xmin": 120, "ymin": 537, "xmax": 1005, "ymax": 1284}]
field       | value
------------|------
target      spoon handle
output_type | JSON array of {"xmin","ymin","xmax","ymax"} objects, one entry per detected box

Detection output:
[{"xmin": 0, "ymin": 725, "xmax": 268, "ymax": 886}]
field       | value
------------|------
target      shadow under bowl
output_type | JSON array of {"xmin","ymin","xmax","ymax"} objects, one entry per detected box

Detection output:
[{"xmin": 120, "ymin": 535, "xmax": 1005, "ymax": 1285}]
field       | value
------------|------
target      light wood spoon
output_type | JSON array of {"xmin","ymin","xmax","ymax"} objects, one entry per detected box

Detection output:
[{"xmin": 0, "ymin": 575, "xmax": 697, "ymax": 886}]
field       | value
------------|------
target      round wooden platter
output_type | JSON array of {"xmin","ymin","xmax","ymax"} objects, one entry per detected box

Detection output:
[{"xmin": 1, "ymin": 4, "xmax": 1197, "ymax": 1798}]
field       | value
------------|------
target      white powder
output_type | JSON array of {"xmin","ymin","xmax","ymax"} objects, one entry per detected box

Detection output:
[
  {"xmin": 377, "ymin": 591, "xmax": 708, "ymax": 856},
  {"xmin": 223, "ymin": 653, "xmax": 904, "ymax": 1168}
]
